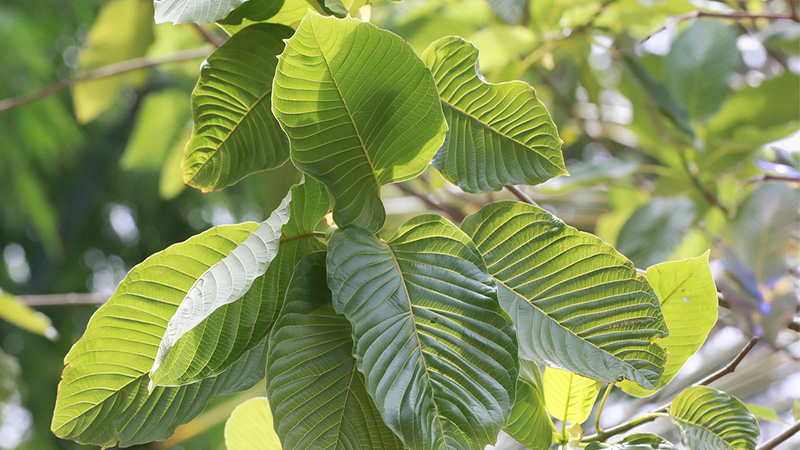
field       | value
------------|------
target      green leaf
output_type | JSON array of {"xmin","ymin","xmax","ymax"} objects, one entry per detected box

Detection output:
[
  {"xmin": 486, "ymin": 0, "xmax": 526, "ymax": 24},
  {"xmin": 267, "ymin": 253, "xmax": 403, "ymax": 449},
  {"xmin": 121, "ymin": 89, "xmax": 191, "ymax": 172},
  {"xmin": 505, "ymin": 359, "xmax": 554, "ymax": 450},
  {"xmin": 585, "ymin": 433, "xmax": 677, "ymax": 449},
  {"xmin": 670, "ymin": 386, "xmax": 759, "ymax": 450},
  {"xmin": 746, "ymin": 404, "xmax": 785, "ymax": 424},
  {"xmin": 327, "ymin": 215, "xmax": 518, "ymax": 450},
  {"xmin": 218, "ymin": 0, "xmax": 285, "ymax": 29},
  {"xmin": 0, "ymin": 292, "xmax": 58, "ymax": 339},
  {"xmin": 224, "ymin": 397, "xmax": 282, "ymax": 450},
  {"xmin": 616, "ymin": 196, "xmax": 696, "ymax": 268},
  {"xmin": 619, "ymin": 252, "xmax": 718, "ymax": 396},
  {"xmin": 0, "ymin": 348, "xmax": 21, "ymax": 403},
  {"xmin": 272, "ymin": 12, "xmax": 447, "ymax": 232},
  {"xmin": 461, "ymin": 201, "xmax": 668, "ymax": 389},
  {"xmin": 542, "ymin": 367, "xmax": 601, "ymax": 425},
  {"xmin": 73, "ymin": 0, "xmax": 154, "ymax": 123},
  {"xmin": 183, "ymin": 24, "xmax": 292, "ymax": 192},
  {"xmin": 665, "ymin": 20, "xmax": 739, "ymax": 120},
  {"xmin": 150, "ymin": 178, "xmax": 329, "ymax": 387},
  {"xmin": 621, "ymin": 54, "xmax": 693, "ymax": 137},
  {"xmin": 422, "ymin": 37, "xmax": 565, "ymax": 193},
  {"xmin": 51, "ymin": 224, "xmax": 269, "ymax": 447},
  {"xmin": 155, "ymin": 0, "xmax": 249, "ymax": 24}
]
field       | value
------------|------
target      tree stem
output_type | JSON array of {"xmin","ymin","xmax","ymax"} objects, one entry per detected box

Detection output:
[
  {"xmin": 757, "ymin": 419, "xmax": 800, "ymax": 450},
  {"xmin": 504, "ymin": 185, "xmax": 540, "ymax": 207},
  {"xmin": 641, "ymin": 9, "xmax": 800, "ymax": 44}
]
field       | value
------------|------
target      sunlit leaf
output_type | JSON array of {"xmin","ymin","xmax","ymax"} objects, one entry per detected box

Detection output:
[
  {"xmin": 505, "ymin": 359, "xmax": 554, "ymax": 450},
  {"xmin": 746, "ymin": 404, "xmax": 785, "ymax": 424},
  {"xmin": 543, "ymin": 367, "xmax": 601, "ymax": 425},
  {"xmin": 616, "ymin": 196, "xmax": 696, "ymax": 268},
  {"xmin": 670, "ymin": 386, "xmax": 759, "ymax": 450},
  {"xmin": 155, "ymin": 0, "xmax": 248, "ymax": 24},
  {"xmin": 218, "ymin": 0, "xmax": 285, "ymax": 30},
  {"xmin": 122, "ymin": 89, "xmax": 190, "ymax": 172},
  {"xmin": 0, "ymin": 292, "xmax": 58, "ymax": 339},
  {"xmin": 224, "ymin": 397, "xmax": 281, "ymax": 450}
]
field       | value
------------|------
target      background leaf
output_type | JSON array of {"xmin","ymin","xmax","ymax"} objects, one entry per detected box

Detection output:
[
  {"xmin": 223, "ymin": 397, "xmax": 282, "ymax": 450},
  {"xmin": 0, "ymin": 292, "xmax": 58, "ymax": 339},
  {"xmin": 461, "ymin": 201, "xmax": 668, "ymax": 389},
  {"xmin": 585, "ymin": 433, "xmax": 677, "ymax": 449},
  {"xmin": 486, "ymin": 0, "xmax": 526, "ymax": 25},
  {"xmin": 423, "ymin": 37, "xmax": 565, "ymax": 193},
  {"xmin": 183, "ymin": 24, "xmax": 292, "ymax": 192},
  {"xmin": 267, "ymin": 253, "xmax": 403, "ymax": 450},
  {"xmin": 616, "ymin": 196, "xmax": 696, "ymax": 268},
  {"xmin": 121, "ymin": 89, "xmax": 191, "ymax": 172},
  {"xmin": 670, "ymin": 386, "xmax": 759, "ymax": 450},
  {"xmin": 505, "ymin": 359, "xmax": 554, "ymax": 450},
  {"xmin": 543, "ymin": 367, "xmax": 601, "ymax": 425},
  {"xmin": 272, "ymin": 12, "xmax": 447, "ymax": 232},
  {"xmin": 327, "ymin": 215, "xmax": 518, "ymax": 450}
]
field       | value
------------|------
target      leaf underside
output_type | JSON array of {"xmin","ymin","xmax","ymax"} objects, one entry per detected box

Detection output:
[
  {"xmin": 505, "ymin": 359, "xmax": 554, "ymax": 450},
  {"xmin": 670, "ymin": 386, "xmax": 759, "ymax": 450}
]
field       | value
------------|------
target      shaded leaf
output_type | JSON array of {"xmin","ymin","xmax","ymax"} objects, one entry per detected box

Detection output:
[
  {"xmin": 586, "ymin": 433, "xmax": 677, "ymax": 449},
  {"xmin": 267, "ymin": 253, "xmax": 403, "ymax": 450},
  {"xmin": 423, "ymin": 37, "xmax": 565, "ymax": 193},
  {"xmin": 461, "ymin": 201, "xmax": 668, "ymax": 389},
  {"xmin": 708, "ymin": 73, "xmax": 800, "ymax": 137},
  {"xmin": 542, "ymin": 367, "xmax": 601, "ymax": 425},
  {"xmin": 327, "ymin": 215, "xmax": 518, "ymax": 450},
  {"xmin": 273, "ymin": 12, "xmax": 447, "ymax": 232},
  {"xmin": 224, "ymin": 397, "xmax": 282, "ymax": 450},
  {"xmin": 670, "ymin": 386, "xmax": 759, "ymax": 450},
  {"xmin": 183, "ymin": 24, "xmax": 292, "ymax": 192},
  {"xmin": 616, "ymin": 196, "xmax": 696, "ymax": 268},
  {"xmin": 218, "ymin": 0, "xmax": 285, "ymax": 28},
  {"xmin": 505, "ymin": 359, "xmax": 554, "ymax": 450},
  {"xmin": 0, "ymin": 292, "xmax": 58, "ymax": 339}
]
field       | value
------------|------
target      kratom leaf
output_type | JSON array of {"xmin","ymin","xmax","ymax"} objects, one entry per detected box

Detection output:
[
  {"xmin": 585, "ymin": 433, "xmax": 677, "ymax": 450},
  {"xmin": 155, "ymin": 0, "xmax": 248, "ymax": 24},
  {"xmin": 183, "ymin": 24, "xmax": 292, "ymax": 192},
  {"xmin": 665, "ymin": 20, "xmax": 739, "ymax": 120},
  {"xmin": 542, "ymin": 367, "xmax": 601, "ymax": 425},
  {"xmin": 327, "ymin": 215, "xmax": 518, "ymax": 450},
  {"xmin": 51, "ymin": 224, "xmax": 269, "ymax": 447},
  {"xmin": 670, "ymin": 386, "xmax": 759, "ymax": 450},
  {"xmin": 267, "ymin": 253, "xmax": 403, "ymax": 450},
  {"xmin": 486, "ymin": 0, "xmax": 527, "ymax": 24},
  {"xmin": 272, "ymin": 12, "xmax": 447, "ymax": 232},
  {"xmin": 746, "ymin": 404, "xmax": 785, "ymax": 424},
  {"xmin": 218, "ymin": 0, "xmax": 285, "ymax": 29},
  {"xmin": 122, "ymin": 89, "xmax": 191, "ymax": 172},
  {"xmin": 505, "ymin": 359, "xmax": 554, "ymax": 450},
  {"xmin": 461, "ymin": 201, "xmax": 668, "ymax": 389},
  {"xmin": 224, "ymin": 397, "xmax": 282, "ymax": 450},
  {"xmin": 616, "ymin": 196, "xmax": 696, "ymax": 268},
  {"xmin": 422, "ymin": 37, "xmax": 565, "ymax": 193},
  {"xmin": 620, "ymin": 252, "xmax": 717, "ymax": 396},
  {"xmin": 0, "ymin": 292, "xmax": 58, "ymax": 339}
]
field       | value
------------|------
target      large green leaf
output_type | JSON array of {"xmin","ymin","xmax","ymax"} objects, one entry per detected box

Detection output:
[
  {"xmin": 155, "ymin": 0, "xmax": 248, "ymax": 24},
  {"xmin": 461, "ymin": 201, "xmax": 668, "ymax": 389},
  {"xmin": 422, "ymin": 37, "xmax": 565, "ymax": 193},
  {"xmin": 272, "ymin": 12, "xmax": 447, "ymax": 232},
  {"xmin": 267, "ymin": 253, "xmax": 403, "ymax": 450},
  {"xmin": 327, "ymin": 215, "xmax": 518, "ymax": 450},
  {"xmin": 586, "ymin": 433, "xmax": 677, "ymax": 450},
  {"xmin": 620, "ymin": 252, "xmax": 717, "ymax": 396},
  {"xmin": 670, "ymin": 386, "xmax": 759, "ymax": 450},
  {"xmin": 183, "ymin": 24, "xmax": 292, "ymax": 192},
  {"xmin": 616, "ymin": 196, "xmax": 696, "ymax": 268},
  {"xmin": 224, "ymin": 397, "xmax": 282, "ymax": 450},
  {"xmin": 52, "ymin": 224, "xmax": 269, "ymax": 447},
  {"xmin": 0, "ymin": 292, "xmax": 57, "ymax": 339},
  {"xmin": 505, "ymin": 359, "xmax": 554, "ymax": 450},
  {"xmin": 665, "ymin": 20, "xmax": 739, "ymax": 120},
  {"xmin": 150, "ymin": 178, "xmax": 329, "ymax": 387},
  {"xmin": 542, "ymin": 367, "xmax": 601, "ymax": 425}
]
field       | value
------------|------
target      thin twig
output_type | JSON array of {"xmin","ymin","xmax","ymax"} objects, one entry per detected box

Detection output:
[
  {"xmin": 595, "ymin": 382, "xmax": 615, "ymax": 434},
  {"xmin": 696, "ymin": 336, "xmax": 761, "ymax": 386},
  {"xmin": 18, "ymin": 293, "xmax": 108, "ymax": 306},
  {"xmin": 742, "ymin": 173, "xmax": 800, "ymax": 185},
  {"xmin": 0, "ymin": 47, "xmax": 212, "ymax": 114},
  {"xmin": 395, "ymin": 182, "xmax": 466, "ymax": 222},
  {"xmin": 641, "ymin": 9, "xmax": 800, "ymax": 44},
  {"xmin": 191, "ymin": 23, "xmax": 226, "ymax": 47},
  {"xmin": 504, "ymin": 185, "xmax": 540, "ymax": 208},
  {"xmin": 757, "ymin": 419, "xmax": 800, "ymax": 450}
]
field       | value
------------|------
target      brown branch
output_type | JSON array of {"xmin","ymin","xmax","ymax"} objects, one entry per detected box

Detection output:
[
  {"xmin": 641, "ymin": 9, "xmax": 800, "ymax": 44},
  {"xmin": 742, "ymin": 173, "xmax": 800, "ymax": 185},
  {"xmin": 0, "ymin": 47, "xmax": 212, "ymax": 114},
  {"xmin": 696, "ymin": 336, "xmax": 761, "ymax": 386},
  {"xmin": 19, "ymin": 293, "xmax": 108, "ymax": 306},
  {"xmin": 758, "ymin": 419, "xmax": 800, "ymax": 450},
  {"xmin": 504, "ymin": 185, "xmax": 541, "ymax": 208},
  {"xmin": 191, "ymin": 23, "xmax": 226, "ymax": 48},
  {"xmin": 395, "ymin": 183, "xmax": 466, "ymax": 222}
]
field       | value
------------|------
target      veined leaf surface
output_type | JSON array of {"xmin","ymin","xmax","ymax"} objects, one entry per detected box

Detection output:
[
  {"xmin": 267, "ymin": 253, "xmax": 403, "ymax": 450},
  {"xmin": 272, "ymin": 12, "xmax": 447, "ymax": 232},
  {"xmin": 150, "ymin": 178, "xmax": 329, "ymax": 387},
  {"xmin": 461, "ymin": 201, "xmax": 668, "ymax": 389},
  {"xmin": 670, "ymin": 386, "xmax": 759, "ymax": 450},
  {"xmin": 155, "ymin": 0, "xmax": 247, "ymax": 24},
  {"xmin": 224, "ymin": 397, "xmax": 282, "ymax": 450},
  {"xmin": 183, "ymin": 24, "xmax": 292, "ymax": 192},
  {"xmin": 327, "ymin": 215, "xmax": 518, "ymax": 450},
  {"xmin": 51, "ymin": 225, "xmax": 268, "ymax": 447},
  {"xmin": 542, "ymin": 367, "xmax": 601, "ymax": 425},
  {"xmin": 423, "ymin": 37, "xmax": 565, "ymax": 193},
  {"xmin": 620, "ymin": 252, "xmax": 717, "ymax": 396},
  {"xmin": 505, "ymin": 359, "xmax": 554, "ymax": 450}
]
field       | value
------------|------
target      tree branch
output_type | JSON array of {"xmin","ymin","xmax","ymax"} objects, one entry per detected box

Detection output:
[
  {"xmin": 0, "ymin": 47, "xmax": 212, "ymax": 114},
  {"xmin": 504, "ymin": 185, "xmax": 541, "ymax": 208},
  {"xmin": 742, "ymin": 173, "xmax": 800, "ymax": 185},
  {"xmin": 191, "ymin": 24, "xmax": 226, "ymax": 48},
  {"xmin": 18, "ymin": 293, "xmax": 108, "ymax": 306},
  {"xmin": 641, "ymin": 8, "xmax": 800, "ymax": 44},
  {"xmin": 395, "ymin": 182, "xmax": 466, "ymax": 222},
  {"xmin": 695, "ymin": 335, "xmax": 761, "ymax": 387},
  {"xmin": 757, "ymin": 419, "xmax": 800, "ymax": 450}
]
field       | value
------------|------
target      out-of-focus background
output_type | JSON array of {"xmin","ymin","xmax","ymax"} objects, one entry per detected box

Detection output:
[{"xmin": 0, "ymin": 0, "xmax": 798, "ymax": 448}]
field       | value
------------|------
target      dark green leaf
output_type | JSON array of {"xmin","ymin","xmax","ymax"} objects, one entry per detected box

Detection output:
[
  {"xmin": 622, "ymin": 54, "xmax": 693, "ymax": 137},
  {"xmin": 505, "ymin": 359, "xmax": 554, "ymax": 450},
  {"xmin": 670, "ymin": 386, "xmax": 759, "ymax": 450}
]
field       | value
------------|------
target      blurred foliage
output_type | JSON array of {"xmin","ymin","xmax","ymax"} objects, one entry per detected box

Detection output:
[{"xmin": 0, "ymin": 0, "xmax": 798, "ymax": 448}]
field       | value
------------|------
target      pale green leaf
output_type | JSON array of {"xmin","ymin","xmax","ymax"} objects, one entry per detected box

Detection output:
[
  {"xmin": 0, "ymin": 292, "xmax": 57, "ymax": 339},
  {"xmin": 461, "ymin": 201, "xmax": 668, "ymax": 389},
  {"xmin": 122, "ymin": 89, "xmax": 191, "ymax": 172},
  {"xmin": 327, "ymin": 215, "xmax": 518, "ymax": 450},
  {"xmin": 267, "ymin": 253, "xmax": 403, "ymax": 450},
  {"xmin": 620, "ymin": 252, "xmax": 718, "ymax": 396},
  {"xmin": 746, "ymin": 404, "xmax": 785, "ymax": 424},
  {"xmin": 486, "ymin": 0, "xmax": 526, "ymax": 24},
  {"xmin": 155, "ymin": 0, "xmax": 248, "ymax": 24},
  {"xmin": 586, "ymin": 433, "xmax": 677, "ymax": 449},
  {"xmin": 224, "ymin": 397, "xmax": 282, "ymax": 450},
  {"xmin": 0, "ymin": 348, "xmax": 21, "ymax": 403},
  {"xmin": 665, "ymin": 20, "xmax": 739, "ymax": 120},
  {"xmin": 543, "ymin": 367, "xmax": 601, "ymax": 425},
  {"xmin": 670, "ymin": 386, "xmax": 759, "ymax": 450},
  {"xmin": 73, "ymin": 0, "xmax": 154, "ymax": 123},
  {"xmin": 51, "ymin": 224, "xmax": 269, "ymax": 447},
  {"xmin": 160, "ymin": 125, "xmax": 191, "ymax": 200},
  {"xmin": 272, "ymin": 12, "xmax": 447, "ymax": 232},
  {"xmin": 183, "ymin": 24, "xmax": 292, "ymax": 192},
  {"xmin": 150, "ymin": 178, "xmax": 329, "ymax": 387},
  {"xmin": 505, "ymin": 359, "xmax": 554, "ymax": 450},
  {"xmin": 616, "ymin": 196, "xmax": 696, "ymax": 268},
  {"xmin": 422, "ymin": 37, "xmax": 565, "ymax": 193}
]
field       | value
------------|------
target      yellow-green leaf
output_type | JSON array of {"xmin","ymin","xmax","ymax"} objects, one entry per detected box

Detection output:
[
  {"xmin": 224, "ymin": 397, "xmax": 282, "ymax": 450},
  {"xmin": 543, "ymin": 367, "xmax": 601, "ymax": 425},
  {"xmin": 0, "ymin": 292, "xmax": 57, "ymax": 340}
]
